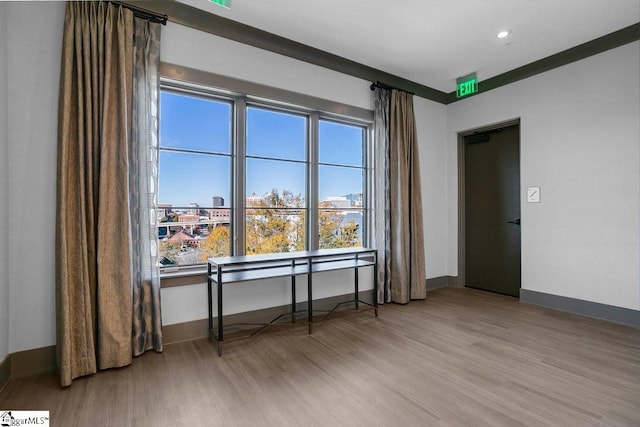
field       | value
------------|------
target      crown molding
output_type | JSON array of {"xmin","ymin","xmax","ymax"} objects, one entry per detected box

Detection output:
[
  {"xmin": 130, "ymin": 2, "xmax": 639, "ymax": 105},
  {"xmin": 130, "ymin": 0, "xmax": 450, "ymax": 103},
  {"xmin": 444, "ymin": 22, "xmax": 640, "ymax": 103}
]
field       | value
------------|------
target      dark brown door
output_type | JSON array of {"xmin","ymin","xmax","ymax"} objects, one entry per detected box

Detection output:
[{"xmin": 464, "ymin": 124, "xmax": 521, "ymax": 297}]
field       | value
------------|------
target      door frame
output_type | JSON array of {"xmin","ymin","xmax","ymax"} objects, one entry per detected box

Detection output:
[{"xmin": 457, "ymin": 118, "xmax": 521, "ymax": 288}]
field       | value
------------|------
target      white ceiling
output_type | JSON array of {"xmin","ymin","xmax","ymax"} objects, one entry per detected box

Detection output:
[{"xmin": 178, "ymin": 0, "xmax": 640, "ymax": 93}]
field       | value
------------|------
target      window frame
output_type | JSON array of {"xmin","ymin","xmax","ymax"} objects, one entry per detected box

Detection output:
[{"xmin": 159, "ymin": 66, "xmax": 373, "ymax": 275}]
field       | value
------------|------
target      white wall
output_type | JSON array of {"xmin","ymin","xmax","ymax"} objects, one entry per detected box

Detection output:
[
  {"xmin": 447, "ymin": 42, "xmax": 640, "ymax": 310},
  {"xmin": 5, "ymin": 2, "xmax": 64, "ymax": 353},
  {"xmin": 415, "ymin": 97, "xmax": 449, "ymax": 279},
  {"xmin": 0, "ymin": 2, "xmax": 10, "ymax": 362},
  {"xmin": 161, "ymin": 23, "xmax": 373, "ymax": 110}
]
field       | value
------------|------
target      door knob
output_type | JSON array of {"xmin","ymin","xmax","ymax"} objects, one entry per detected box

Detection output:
[{"xmin": 508, "ymin": 218, "xmax": 521, "ymax": 225}]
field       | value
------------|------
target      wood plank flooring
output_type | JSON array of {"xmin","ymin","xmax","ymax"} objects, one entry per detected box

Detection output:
[{"xmin": 1, "ymin": 287, "xmax": 639, "ymax": 426}]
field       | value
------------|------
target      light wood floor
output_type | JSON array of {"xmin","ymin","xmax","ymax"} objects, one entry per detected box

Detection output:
[{"xmin": 1, "ymin": 287, "xmax": 639, "ymax": 426}]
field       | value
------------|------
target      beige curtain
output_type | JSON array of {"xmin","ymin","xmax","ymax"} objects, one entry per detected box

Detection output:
[
  {"xmin": 56, "ymin": 1, "xmax": 162, "ymax": 387},
  {"xmin": 374, "ymin": 88, "xmax": 426, "ymax": 303}
]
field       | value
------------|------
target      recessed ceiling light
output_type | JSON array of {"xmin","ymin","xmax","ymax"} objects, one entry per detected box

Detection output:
[{"xmin": 497, "ymin": 30, "xmax": 511, "ymax": 39}]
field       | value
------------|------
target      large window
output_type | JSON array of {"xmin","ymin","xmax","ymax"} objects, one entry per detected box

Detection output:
[{"xmin": 158, "ymin": 82, "xmax": 371, "ymax": 269}]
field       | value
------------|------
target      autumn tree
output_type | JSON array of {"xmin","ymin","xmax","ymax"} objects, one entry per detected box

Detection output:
[
  {"xmin": 246, "ymin": 188, "xmax": 305, "ymax": 255},
  {"xmin": 197, "ymin": 189, "xmax": 360, "ymax": 259},
  {"xmin": 336, "ymin": 219, "xmax": 360, "ymax": 247},
  {"xmin": 318, "ymin": 201, "xmax": 360, "ymax": 249},
  {"xmin": 200, "ymin": 225, "xmax": 230, "ymax": 260}
]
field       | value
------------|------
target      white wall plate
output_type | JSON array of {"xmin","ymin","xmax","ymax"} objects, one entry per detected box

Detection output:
[{"xmin": 527, "ymin": 186, "xmax": 541, "ymax": 203}]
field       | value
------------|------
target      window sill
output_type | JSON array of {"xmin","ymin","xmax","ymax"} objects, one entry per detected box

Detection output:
[{"xmin": 160, "ymin": 266, "xmax": 208, "ymax": 288}]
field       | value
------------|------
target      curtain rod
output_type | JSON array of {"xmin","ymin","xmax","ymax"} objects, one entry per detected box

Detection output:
[
  {"xmin": 111, "ymin": 1, "xmax": 168, "ymax": 25},
  {"xmin": 369, "ymin": 81, "xmax": 414, "ymax": 95}
]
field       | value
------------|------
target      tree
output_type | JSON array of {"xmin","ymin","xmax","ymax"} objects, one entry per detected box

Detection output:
[
  {"xmin": 193, "ymin": 189, "xmax": 361, "ymax": 258},
  {"xmin": 318, "ymin": 201, "xmax": 360, "ymax": 249},
  {"xmin": 318, "ymin": 204, "xmax": 342, "ymax": 249},
  {"xmin": 337, "ymin": 220, "xmax": 360, "ymax": 247},
  {"xmin": 200, "ymin": 225, "xmax": 230, "ymax": 260},
  {"xmin": 159, "ymin": 240, "xmax": 182, "ymax": 264},
  {"xmin": 246, "ymin": 188, "xmax": 305, "ymax": 255}
]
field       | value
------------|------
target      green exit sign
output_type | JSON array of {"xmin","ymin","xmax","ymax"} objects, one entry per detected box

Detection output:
[
  {"xmin": 209, "ymin": 0, "xmax": 231, "ymax": 8},
  {"xmin": 456, "ymin": 73, "xmax": 478, "ymax": 98}
]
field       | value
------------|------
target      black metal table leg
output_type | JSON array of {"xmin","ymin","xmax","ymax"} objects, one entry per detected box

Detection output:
[
  {"xmin": 373, "ymin": 252, "xmax": 378, "ymax": 317},
  {"xmin": 354, "ymin": 254, "xmax": 359, "ymax": 310},
  {"xmin": 217, "ymin": 268, "xmax": 223, "ymax": 356},
  {"xmin": 291, "ymin": 260, "xmax": 296, "ymax": 324},
  {"xmin": 307, "ymin": 257, "xmax": 313, "ymax": 334},
  {"xmin": 207, "ymin": 264, "xmax": 213, "ymax": 341}
]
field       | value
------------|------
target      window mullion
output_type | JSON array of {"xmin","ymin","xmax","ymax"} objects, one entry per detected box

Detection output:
[
  {"xmin": 233, "ymin": 96, "xmax": 247, "ymax": 256},
  {"xmin": 308, "ymin": 112, "xmax": 319, "ymax": 250}
]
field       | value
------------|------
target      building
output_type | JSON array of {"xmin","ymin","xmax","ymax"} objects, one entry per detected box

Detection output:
[
  {"xmin": 323, "ymin": 196, "xmax": 351, "ymax": 208},
  {"xmin": 157, "ymin": 203, "xmax": 172, "ymax": 219},
  {"xmin": 177, "ymin": 213, "xmax": 200, "ymax": 224},
  {"xmin": 344, "ymin": 192, "xmax": 363, "ymax": 207},
  {"xmin": 246, "ymin": 193, "xmax": 265, "ymax": 207},
  {"xmin": 211, "ymin": 196, "xmax": 224, "ymax": 207},
  {"xmin": 0, "ymin": 1, "xmax": 638, "ymax": 424},
  {"xmin": 208, "ymin": 208, "xmax": 231, "ymax": 219},
  {"xmin": 188, "ymin": 203, "xmax": 199, "ymax": 215}
]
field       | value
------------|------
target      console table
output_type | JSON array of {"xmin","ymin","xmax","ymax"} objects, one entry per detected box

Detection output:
[{"xmin": 207, "ymin": 247, "xmax": 378, "ymax": 355}]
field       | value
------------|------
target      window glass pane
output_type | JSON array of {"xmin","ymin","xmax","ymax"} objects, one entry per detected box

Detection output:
[
  {"xmin": 159, "ymin": 151, "xmax": 231, "ymax": 207},
  {"xmin": 246, "ymin": 158, "xmax": 306, "ymax": 207},
  {"xmin": 159, "ymin": 222, "xmax": 231, "ymax": 265},
  {"xmin": 160, "ymin": 91, "xmax": 231, "ymax": 154},
  {"xmin": 246, "ymin": 208, "xmax": 305, "ymax": 254},
  {"xmin": 319, "ymin": 209, "xmax": 363, "ymax": 249},
  {"xmin": 246, "ymin": 107, "xmax": 306, "ymax": 160},
  {"xmin": 319, "ymin": 120, "xmax": 363, "ymax": 166},
  {"xmin": 318, "ymin": 163, "xmax": 364, "ymax": 250},
  {"xmin": 318, "ymin": 165, "xmax": 363, "ymax": 206},
  {"xmin": 158, "ymin": 151, "xmax": 232, "ymax": 265}
]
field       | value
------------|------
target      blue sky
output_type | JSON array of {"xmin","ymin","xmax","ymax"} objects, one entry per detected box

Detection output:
[{"xmin": 159, "ymin": 92, "xmax": 364, "ymax": 208}]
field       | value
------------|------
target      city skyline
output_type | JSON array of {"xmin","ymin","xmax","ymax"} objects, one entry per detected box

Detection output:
[{"xmin": 159, "ymin": 191, "xmax": 364, "ymax": 211}]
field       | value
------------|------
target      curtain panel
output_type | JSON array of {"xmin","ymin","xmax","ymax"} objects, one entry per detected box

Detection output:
[
  {"xmin": 374, "ymin": 88, "xmax": 427, "ymax": 304},
  {"xmin": 373, "ymin": 88, "xmax": 392, "ymax": 303},
  {"xmin": 389, "ymin": 90, "xmax": 426, "ymax": 302},
  {"xmin": 56, "ymin": 1, "xmax": 162, "ymax": 387},
  {"xmin": 131, "ymin": 17, "xmax": 163, "ymax": 356}
]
